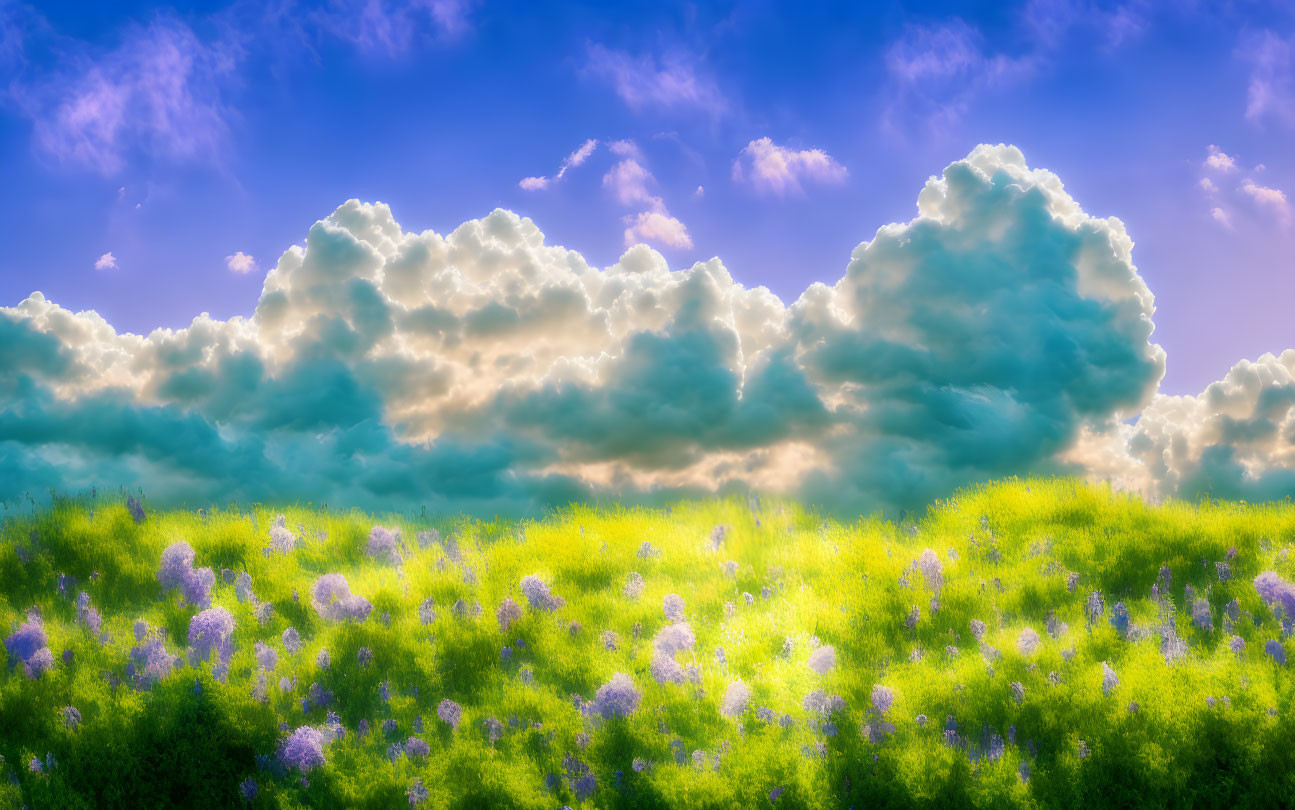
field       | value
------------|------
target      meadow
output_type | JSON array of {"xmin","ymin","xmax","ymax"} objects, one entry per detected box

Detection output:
[{"xmin": 1, "ymin": 478, "xmax": 1294, "ymax": 809}]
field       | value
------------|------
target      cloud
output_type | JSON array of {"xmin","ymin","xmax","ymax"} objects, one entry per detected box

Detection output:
[
  {"xmin": 1239, "ymin": 179, "xmax": 1290, "ymax": 222},
  {"xmin": 518, "ymin": 138, "xmax": 598, "ymax": 191},
  {"xmin": 1, "ymin": 145, "xmax": 1289, "ymax": 516},
  {"xmin": 584, "ymin": 43, "xmax": 727, "ymax": 117},
  {"xmin": 94, "ymin": 252, "xmax": 117, "ymax": 271},
  {"xmin": 622, "ymin": 211, "xmax": 692, "ymax": 250},
  {"xmin": 1210, "ymin": 207, "xmax": 1232, "ymax": 228},
  {"xmin": 312, "ymin": 0, "xmax": 480, "ymax": 57},
  {"xmin": 731, "ymin": 138, "xmax": 847, "ymax": 196},
  {"xmin": 1199, "ymin": 177, "xmax": 1217, "ymax": 193},
  {"xmin": 1204, "ymin": 145, "xmax": 1237, "ymax": 172},
  {"xmin": 226, "ymin": 252, "xmax": 257, "ymax": 273},
  {"xmin": 9, "ymin": 16, "xmax": 239, "ymax": 175},
  {"xmin": 1242, "ymin": 30, "xmax": 1295, "ymax": 130},
  {"xmin": 882, "ymin": 20, "xmax": 1033, "ymax": 133}
]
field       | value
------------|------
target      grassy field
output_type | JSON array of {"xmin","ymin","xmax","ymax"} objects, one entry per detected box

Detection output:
[{"xmin": 1, "ymin": 478, "xmax": 1294, "ymax": 809}]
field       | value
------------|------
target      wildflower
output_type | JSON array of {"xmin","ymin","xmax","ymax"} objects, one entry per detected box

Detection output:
[
  {"xmin": 497, "ymin": 598, "xmax": 522, "ymax": 633},
  {"xmin": 279, "ymin": 726, "xmax": 326, "ymax": 772},
  {"xmin": 871, "ymin": 685, "xmax": 894, "ymax": 716},
  {"xmin": 357, "ymin": 646, "xmax": 373, "ymax": 667},
  {"xmin": 127, "ymin": 495, "xmax": 146, "ymax": 523},
  {"xmin": 917, "ymin": 549, "xmax": 943, "ymax": 591},
  {"xmin": 254, "ymin": 601, "xmax": 275, "ymax": 625},
  {"xmin": 623, "ymin": 572, "xmax": 645, "ymax": 600},
  {"xmin": 632, "ymin": 757, "xmax": 648, "ymax": 773},
  {"xmin": 357, "ymin": 719, "xmax": 370, "ymax": 737},
  {"xmin": 638, "ymin": 541, "xmax": 658, "ymax": 558},
  {"xmin": 367, "ymin": 526, "xmax": 403, "ymax": 565},
  {"xmin": 405, "ymin": 736, "xmax": 430, "ymax": 759},
  {"xmin": 568, "ymin": 621, "xmax": 582, "ymax": 637},
  {"xmin": 1077, "ymin": 740, "xmax": 1090, "ymax": 759},
  {"xmin": 653, "ymin": 623, "xmax": 695, "ymax": 656},
  {"xmin": 417, "ymin": 529, "xmax": 440, "ymax": 549},
  {"xmin": 63, "ymin": 705, "xmax": 81, "ymax": 729},
  {"xmin": 5, "ymin": 622, "xmax": 47, "ymax": 662},
  {"xmin": 188, "ymin": 607, "xmax": 234, "ymax": 665},
  {"xmin": 1255, "ymin": 572, "xmax": 1295, "ymax": 619},
  {"xmin": 651, "ymin": 653, "xmax": 685, "ymax": 685},
  {"xmin": 1101, "ymin": 661, "xmax": 1118, "ymax": 696},
  {"xmin": 591, "ymin": 673, "xmax": 642, "ymax": 719},
  {"xmin": 240, "ymin": 777, "xmax": 258, "ymax": 802},
  {"xmin": 1110, "ymin": 602, "xmax": 1130, "ymax": 637},
  {"xmin": 317, "ymin": 648, "xmax": 330, "ymax": 670},
  {"xmin": 715, "ymin": 645, "xmax": 727, "ymax": 668},
  {"xmin": 419, "ymin": 597, "xmax": 437, "ymax": 625},
  {"xmin": 970, "ymin": 619, "xmax": 987, "ymax": 640},
  {"xmin": 437, "ymin": 699, "xmax": 463, "ymax": 729},
  {"xmin": 708, "ymin": 525, "xmax": 729, "ymax": 551},
  {"xmin": 779, "ymin": 637, "xmax": 794, "ymax": 659},
  {"xmin": 1086, "ymin": 591, "xmax": 1105, "ymax": 624},
  {"xmin": 722, "ymin": 561, "xmax": 738, "ymax": 578},
  {"xmin": 1161, "ymin": 628, "xmax": 1188, "ymax": 663},
  {"xmin": 483, "ymin": 717, "xmax": 503, "ymax": 743},
  {"xmin": 501, "ymin": 647, "xmax": 513, "ymax": 663},
  {"xmin": 721, "ymin": 680, "xmax": 752, "ymax": 717},
  {"xmin": 283, "ymin": 627, "xmax": 301, "ymax": 656},
  {"xmin": 520, "ymin": 574, "xmax": 563, "ymax": 611},
  {"xmin": 269, "ymin": 516, "xmax": 296, "ymax": 554},
  {"xmin": 601, "ymin": 630, "xmax": 618, "ymax": 651},
  {"xmin": 1216, "ymin": 562, "xmax": 1231, "ymax": 582},
  {"xmin": 663, "ymin": 593, "xmax": 686, "ymax": 623},
  {"xmin": 311, "ymin": 574, "xmax": 372, "ymax": 622},
  {"xmin": 254, "ymin": 642, "xmax": 278, "ymax": 671},
  {"xmin": 808, "ymin": 645, "xmax": 836, "ymax": 674},
  {"xmin": 905, "ymin": 606, "xmax": 920, "ymax": 628},
  {"xmin": 1067, "ymin": 572, "xmax": 1080, "ymax": 591},
  {"xmin": 770, "ymin": 787, "xmax": 785, "ymax": 802},
  {"xmin": 386, "ymin": 742, "xmax": 404, "ymax": 761},
  {"xmin": 989, "ymin": 733, "xmax": 1005, "ymax": 761},
  {"xmin": 574, "ymin": 773, "xmax": 597, "ymax": 801},
  {"xmin": 1230, "ymin": 636, "xmax": 1246, "ymax": 656},
  {"xmin": 407, "ymin": 778, "xmax": 429, "ymax": 806},
  {"xmin": 1267, "ymin": 639, "xmax": 1287, "ymax": 665},
  {"xmin": 1192, "ymin": 599, "xmax": 1213, "ymax": 631},
  {"xmin": 1017, "ymin": 628, "xmax": 1040, "ymax": 656},
  {"xmin": 743, "ymin": 592, "xmax": 755, "ymax": 605}
]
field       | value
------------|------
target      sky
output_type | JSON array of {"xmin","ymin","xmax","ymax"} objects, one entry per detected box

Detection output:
[{"xmin": 0, "ymin": 0, "xmax": 1293, "ymax": 514}]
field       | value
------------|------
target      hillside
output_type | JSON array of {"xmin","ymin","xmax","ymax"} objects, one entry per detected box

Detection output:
[{"xmin": 2, "ymin": 478, "xmax": 1294, "ymax": 808}]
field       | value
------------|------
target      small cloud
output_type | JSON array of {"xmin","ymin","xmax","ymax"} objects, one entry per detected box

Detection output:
[
  {"xmin": 519, "ymin": 138, "xmax": 598, "ymax": 191},
  {"xmin": 1199, "ymin": 177, "xmax": 1217, "ymax": 193},
  {"xmin": 694, "ymin": 185, "xmax": 704, "ymax": 199},
  {"xmin": 603, "ymin": 159, "xmax": 659, "ymax": 208},
  {"xmin": 732, "ymin": 137, "xmax": 848, "ymax": 196},
  {"xmin": 315, "ymin": 0, "xmax": 480, "ymax": 57},
  {"xmin": 94, "ymin": 252, "xmax": 117, "ymax": 271},
  {"xmin": 584, "ymin": 43, "xmax": 727, "ymax": 118},
  {"xmin": 226, "ymin": 251, "xmax": 257, "ymax": 273},
  {"xmin": 1239, "ymin": 179, "xmax": 1290, "ymax": 222},
  {"xmin": 622, "ymin": 210, "xmax": 692, "ymax": 250},
  {"xmin": 1204, "ymin": 145, "xmax": 1237, "ymax": 172},
  {"xmin": 1241, "ymin": 30, "xmax": 1295, "ymax": 130},
  {"xmin": 1210, "ymin": 207, "xmax": 1232, "ymax": 228}
]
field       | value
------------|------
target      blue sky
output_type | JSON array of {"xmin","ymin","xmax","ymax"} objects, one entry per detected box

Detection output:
[
  {"xmin": 1, "ymin": 1, "xmax": 1293, "ymax": 513},
  {"xmin": 1, "ymin": 0, "xmax": 1291, "ymax": 395}
]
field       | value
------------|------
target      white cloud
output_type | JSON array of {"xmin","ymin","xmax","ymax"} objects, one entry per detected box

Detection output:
[
  {"xmin": 519, "ymin": 138, "xmax": 598, "ymax": 191},
  {"xmin": 584, "ymin": 44, "xmax": 727, "ymax": 117},
  {"xmin": 10, "ymin": 17, "xmax": 238, "ymax": 175},
  {"xmin": 226, "ymin": 251, "xmax": 257, "ymax": 273},
  {"xmin": 1240, "ymin": 179, "xmax": 1290, "ymax": 222},
  {"xmin": 732, "ymin": 138, "xmax": 848, "ymax": 196},
  {"xmin": 622, "ymin": 211, "xmax": 692, "ymax": 250},
  {"xmin": 1204, "ymin": 145, "xmax": 1237, "ymax": 172},
  {"xmin": 694, "ymin": 185, "xmax": 704, "ymax": 199},
  {"xmin": 2, "ymin": 145, "xmax": 1288, "ymax": 515},
  {"xmin": 602, "ymin": 158, "xmax": 659, "ymax": 208},
  {"xmin": 93, "ymin": 252, "xmax": 117, "ymax": 271},
  {"xmin": 1242, "ymin": 30, "xmax": 1295, "ymax": 130},
  {"xmin": 314, "ymin": 0, "xmax": 480, "ymax": 56},
  {"xmin": 1210, "ymin": 206, "xmax": 1232, "ymax": 228},
  {"xmin": 1199, "ymin": 177, "xmax": 1217, "ymax": 193}
]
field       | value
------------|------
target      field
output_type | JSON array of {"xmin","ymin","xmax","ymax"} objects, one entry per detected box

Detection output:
[{"xmin": 1, "ymin": 478, "xmax": 1294, "ymax": 809}]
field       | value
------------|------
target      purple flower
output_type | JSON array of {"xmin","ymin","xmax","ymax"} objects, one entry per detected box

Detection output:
[
  {"xmin": 1192, "ymin": 599, "xmax": 1213, "ymax": 631},
  {"xmin": 917, "ymin": 549, "xmax": 943, "ymax": 591},
  {"xmin": 407, "ymin": 778, "xmax": 429, "ymax": 806},
  {"xmin": 127, "ymin": 495, "xmax": 146, "ymax": 524},
  {"xmin": 188, "ymin": 607, "xmax": 234, "ymax": 664},
  {"xmin": 520, "ymin": 574, "xmax": 563, "ymax": 611},
  {"xmin": 1255, "ymin": 572, "xmax": 1295, "ymax": 619},
  {"xmin": 652, "ymin": 623, "xmax": 695, "ymax": 656},
  {"xmin": 708, "ymin": 524, "xmax": 729, "ymax": 551},
  {"xmin": 158, "ymin": 541, "xmax": 196, "ymax": 590},
  {"xmin": 5, "ymin": 621, "xmax": 47, "ymax": 661},
  {"xmin": 497, "ymin": 598, "xmax": 522, "ymax": 633},
  {"xmin": 357, "ymin": 646, "xmax": 373, "ymax": 667},
  {"xmin": 1267, "ymin": 639, "xmax": 1287, "ymax": 665},
  {"xmin": 239, "ymin": 777, "xmax": 258, "ymax": 802},
  {"xmin": 405, "ymin": 737, "xmax": 430, "ymax": 759},
  {"xmin": 574, "ymin": 773, "xmax": 597, "ymax": 801},
  {"xmin": 808, "ymin": 644, "xmax": 835, "ymax": 674},
  {"xmin": 651, "ymin": 652, "xmax": 684, "ymax": 685},
  {"xmin": 970, "ymin": 619, "xmax": 987, "ymax": 640},
  {"xmin": 367, "ymin": 526, "xmax": 403, "ymax": 565},
  {"xmin": 63, "ymin": 706, "xmax": 82, "ymax": 728},
  {"xmin": 1102, "ymin": 661, "xmax": 1118, "ymax": 696},
  {"xmin": 1011, "ymin": 681, "xmax": 1025, "ymax": 705},
  {"xmin": 1110, "ymin": 602, "xmax": 1130, "ymax": 637},
  {"xmin": 624, "ymin": 572, "xmax": 644, "ymax": 599},
  {"xmin": 871, "ymin": 685, "xmax": 894, "ymax": 716},
  {"xmin": 1087, "ymin": 591, "xmax": 1105, "ymax": 624},
  {"xmin": 590, "ymin": 673, "xmax": 642, "ymax": 719},
  {"xmin": 438, "ymin": 699, "xmax": 463, "ymax": 729},
  {"xmin": 719, "ymin": 679, "xmax": 751, "ymax": 717},
  {"xmin": 663, "ymin": 593, "xmax": 686, "ymax": 623},
  {"xmin": 419, "ymin": 597, "xmax": 436, "ymax": 626},
  {"xmin": 282, "ymin": 626, "xmax": 301, "ymax": 656},
  {"xmin": 269, "ymin": 516, "xmax": 296, "ymax": 555},
  {"xmin": 311, "ymin": 574, "xmax": 372, "ymax": 622},
  {"xmin": 1230, "ymin": 636, "xmax": 1246, "ymax": 656},
  {"xmin": 770, "ymin": 787, "xmax": 785, "ymax": 802},
  {"xmin": 1017, "ymin": 628, "xmax": 1040, "ymax": 656},
  {"xmin": 279, "ymin": 726, "xmax": 326, "ymax": 772},
  {"xmin": 317, "ymin": 648, "xmax": 330, "ymax": 670},
  {"xmin": 254, "ymin": 641, "xmax": 278, "ymax": 671}
]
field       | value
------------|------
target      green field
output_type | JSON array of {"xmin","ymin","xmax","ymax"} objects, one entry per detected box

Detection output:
[{"xmin": 1, "ymin": 478, "xmax": 1294, "ymax": 808}]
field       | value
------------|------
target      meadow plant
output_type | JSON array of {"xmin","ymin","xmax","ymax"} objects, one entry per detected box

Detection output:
[
  {"xmin": 721, "ymin": 679, "xmax": 752, "ymax": 717},
  {"xmin": 808, "ymin": 644, "xmax": 836, "ymax": 674},
  {"xmin": 591, "ymin": 673, "xmax": 642, "ymax": 719}
]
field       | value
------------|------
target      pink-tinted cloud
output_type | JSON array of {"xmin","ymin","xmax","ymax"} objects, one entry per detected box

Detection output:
[
  {"xmin": 519, "ymin": 138, "xmax": 598, "ymax": 191},
  {"xmin": 315, "ymin": 0, "xmax": 480, "ymax": 57},
  {"xmin": 732, "ymin": 138, "xmax": 847, "ymax": 196},
  {"xmin": 1242, "ymin": 30, "xmax": 1295, "ymax": 130},
  {"xmin": 585, "ymin": 43, "xmax": 727, "ymax": 117},
  {"xmin": 622, "ymin": 210, "xmax": 692, "ymax": 250}
]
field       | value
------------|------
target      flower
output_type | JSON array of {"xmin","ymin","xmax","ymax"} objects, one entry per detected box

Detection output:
[
  {"xmin": 917, "ymin": 549, "xmax": 943, "ymax": 591},
  {"xmin": 624, "ymin": 572, "xmax": 645, "ymax": 599},
  {"xmin": 1017, "ymin": 628, "xmax": 1040, "ymax": 656},
  {"xmin": 808, "ymin": 645, "xmax": 836, "ymax": 674},
  {"xmin": 497, "ymin": 598, "xmax": 523, "ymax": 633},
  {"xmin": 520, "ymin": 575, "xmax": 563, "ymax": 611},
  {"xmin": 405, "ymin": 737, "xmax": 430, "ymax": 759},
  {"xmin": 720, "ymin": 680, "xmax": 751, "ymax": 718},
  {"xmin": 591, "ymin": 673, "xmax": 642, "ymax": 719},
  {"xmin": 663, "ymin": 593, "xmax": 686, "ymax": 623},
  {"xmin": 311, "ymin": 574, "xmax": 372, "ymax": 622},
  {"xmin": 438, "ymin": 699, "xmax": 463, "ymax": 729},
  {"xmin": 1101, "ymin": 661, "xmax": 1118, "ymax": 696},
  {"xmin": 188, "ymin": 607, "xmax": 234, "ymax": 664},
  {"xmin": 652, "ymin": 623, "xmax": 695, "ymax": 656},
  {"xmin": 367, "ymin": 526, "xmax": 404, "ymax": 565},
  {"xmin": 870, "ymin": 685, "xmax": 894, "ymax": 716},
  {"xmin": 282, "ymin": 627, "xmax": 301, "ymax": 656},
  {"xmin": 279, "ymin": 726, "xmax": 326, "ymax": 772}
]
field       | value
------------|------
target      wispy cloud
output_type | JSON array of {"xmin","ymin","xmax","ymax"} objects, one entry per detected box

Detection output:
[
  {"xmin": 312, "ymin": 0, "xmax": 480, "ymax": 57},
  {"xmin": 731, "ymin": 138, "xmax": 847, "ymax": 196},
  {"xmin": 1242, "ymin": 30, "xmax": 1295, "ymax": 130},
  {"xmin": 600, "ymin": 142, "xmax": 692, "ymax": 250},
  {"xmin": 94, "ymin": 252, "xmax": 117, "ymax": 271},
  {"xmin": 1210, "ymin": 206, "xmax": 1232, "ymax": 228},
  {"xmin": 519, "ymin": 139, "xmax": 598, "ymax": 191},
  {"xmin": 1240, "ymin": 179, "xmax": 1290, "ymax": 223},
  {"xmin": 10, "ymin": 16, "xmax": 239, "ymax": 175},
  {"xmin": 584, "ymin": 43, "xmax": 728, "ymax": 118}
]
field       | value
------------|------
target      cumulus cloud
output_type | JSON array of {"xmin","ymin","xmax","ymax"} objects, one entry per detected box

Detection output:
[
  {"xmin": 94, "ymin": 252, "xmax": 117, "ymax": 271},
  {"xmin": 226, "ymin": 252, "xmax": 257, "ymax": 273},
  {"xmin": 622, "ymin": 211, "xmax": 692, "ymax": 250},
  {"xmin": 9, "ymin": 16, "xmax": 238, "ymax": 175},
  {"xmin": 1204, "ymin": 145, "xmax": 1237, "ymax": 172},
  {"xmin": 1210, "ymin": 207, "xmax": 1232, "ymax": 228},
  {"xmin": 519, "ymin": 139, "xmax": 598, "ymax": 191},
  {"xmin": 1, "ymin": 145, "xmax": 1289, "ymax": 514},
  {"xmin": 1239, "ymin": 179, "xmax": 1290, "ymax": 223},
  {"xmin": 584, "ymin": 43, "xmax": 727, "ymax": 117},
  {"xmin": 601, "ymin": 146, "xmax": 692, "ymax": 251},
  {"xmin": 731, "ymin": 138, "xmax": 847, "ymax": 196}
]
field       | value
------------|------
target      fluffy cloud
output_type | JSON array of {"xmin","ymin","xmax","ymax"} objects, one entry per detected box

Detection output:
[
  {"xmin": 9, "ymin": 16, "xmax": 238, "ymax": 175},
  {"xmin": 226, "ymin": 252, "xmax": 257, "ymax": 273},
  {"xmin": 1, "ymin": 145, "xmax": 1289, "ymax": 514},
  {"xmin": 519, "ymin": 139, "xmax": 598, "ymax": 191},
  {"xmin": 1204, "ymin": 145, "xmax": 1237, "ymax": 172},
  {"xmin": 601, "ymin": 146, "xmax": 692, "ymax": 251},
  {"xmin": 622, "ymin": 211, "xmax": 692, "ymax": 250},
  {"xmin": 94, "ymin": 252, "xmax": 117, "ymax": 271},
  {"xmin": 731, "ymin": 138, "xmax": 847, "ymax": 196},
  {"xmin": 1240, "ymin": 179, "xmax": 1290, "ymax": 223},
  {"xmin": 584, "ymin": 44, "xmax": 727, "ymax": 117}
]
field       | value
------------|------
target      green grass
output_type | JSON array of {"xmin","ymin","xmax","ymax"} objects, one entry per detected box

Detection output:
[{"xmin": 1, "ymin": 477, "xmax": 1294, "ymax": 809}]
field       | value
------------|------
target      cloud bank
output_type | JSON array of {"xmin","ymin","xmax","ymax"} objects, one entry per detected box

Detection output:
[{"xmin": 2, "ymin": 145, "xmax": 1291, "ymax": 514}]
